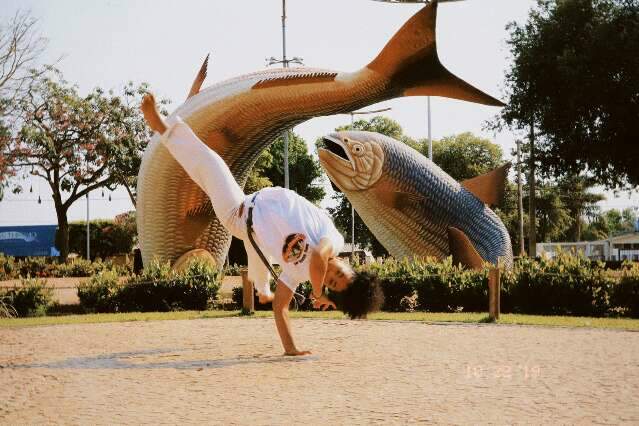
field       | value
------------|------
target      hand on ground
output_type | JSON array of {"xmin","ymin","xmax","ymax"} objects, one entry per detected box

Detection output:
[
  {"xmin": 284, "ymin": 349, "xmax": 312, "ymax": 356},
  {"xmin": 312, "ymin": 295, "xmax": 336, "ymax": 311}
]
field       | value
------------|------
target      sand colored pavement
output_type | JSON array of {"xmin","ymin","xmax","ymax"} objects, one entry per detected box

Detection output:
[{"xmin": 1, "ymin": 317, "xmax": 638, "ymax": 424}]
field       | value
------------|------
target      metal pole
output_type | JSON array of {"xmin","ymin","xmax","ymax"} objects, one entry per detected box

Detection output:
[
  {"xmin": 427, "ymin": 96, "xmax": 432, "ymax": 160},
  {"xmin": 528, "ymin": 123, "xmax": 537, "ymax": 258},
  {"xmin": 350, "ymin": 112, "xmax": 355, "ymax": 256},
  {"xmin": 516, "ymin": 140, "xmax": 525, "ymax": 256},
  {"xmin": 86, "ymin": 193, "xmax": 90, "ymax": 260},
  {"xmin": 281, "ymin": 0, "xmax": 290, "ymax": 189}
]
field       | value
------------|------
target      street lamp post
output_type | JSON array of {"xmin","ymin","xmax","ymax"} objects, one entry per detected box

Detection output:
[
  {"xmin": 266, "ymin": 0, "xmax": 303, "ymax": 189},
  {"xmin": 86, "ymin": 192, "xmax": 90, "ymax": 260},
  {"xmin": 516, "ymin": 140, "xmax": 525, "ymax": 256},
  {"xmin": 347, "ymin": 107, "xmax": 392, "ymax": 258}
]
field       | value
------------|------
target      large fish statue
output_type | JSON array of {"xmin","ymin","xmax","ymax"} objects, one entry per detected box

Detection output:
[
  {"xmin": 318, "ymin": 131, "xmax": 513, "ymax": 269},
  {"xmin": 137, "ymin": 0, "xmax": 504, "ymax": 268}
]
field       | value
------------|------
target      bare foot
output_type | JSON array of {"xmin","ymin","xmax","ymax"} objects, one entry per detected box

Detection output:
[{"xmin": 141, "ymin": 93, "xmax": 167, "ymax": 134}]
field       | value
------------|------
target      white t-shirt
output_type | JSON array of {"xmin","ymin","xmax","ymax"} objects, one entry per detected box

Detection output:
[{"xmin": 249, "ymin": 187, "xmax": 344, "ymax": 291}]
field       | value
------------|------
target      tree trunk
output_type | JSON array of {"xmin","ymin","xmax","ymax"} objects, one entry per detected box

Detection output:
[{"xmin": 55, "ymin": 207, "xmax": 70, "ymax": 262}]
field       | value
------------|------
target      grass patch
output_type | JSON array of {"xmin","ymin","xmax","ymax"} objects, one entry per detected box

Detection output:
[
  {"xmin": 1, "ymin": 309, "xmax": 638, "ymax": 330},
  {"xmin": 0, "ymin": 310, "xmax": 239, "ymax": 328}
]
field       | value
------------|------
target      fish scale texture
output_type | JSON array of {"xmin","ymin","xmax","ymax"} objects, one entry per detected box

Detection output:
[{"xmin": 347, "ymin": 132, "xmax": 513, "ymax": 268}]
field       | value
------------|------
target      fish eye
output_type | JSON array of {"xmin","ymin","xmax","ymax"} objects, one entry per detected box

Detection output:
[{"xmin": 352, "ymin": 143, "xmax": 364, "ymax": 155}]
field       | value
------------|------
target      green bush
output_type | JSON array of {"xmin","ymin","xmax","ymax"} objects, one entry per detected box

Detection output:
[
  {"xmin": 503, "ymin": 254, "xmax": 614, "ymax": 316},
  {"xmin": 68, "ymin": 216, "xmax": 136, "ymax": 260},
  {"xmin": 0, "ymin": 254, "xmax": 17, "ymax": 281},
  {"xmin": 17, "ymin": 256, "xmax": 52, "ymax": 278},
  {"xmin": 0, "ymin": 277, "xmax": 53, "ymax": 317},
  {"xmin": 77, "ymin": 260, "xmax": 221, "ymax": 313},
  {"xmin": 611, "ymin": 264, "xmax": 639, "ymax": 318},
  {"xmin": 77, "ymin": 270, "xmax": 121, "ymax": 313},
  {"xmin": 0, "ymin": 256, "xmax": 130, "ymax": 280},
  {"xmin": 223, "ymin": 263, "xmax": 245, "ymax": 276},
  {"xmin": 358, "ymin": 254, "xmax": 629, "ymax": 317},
  {"xmin": 364, "ymin": 261, "xmax": 418, "ymax": 312}
]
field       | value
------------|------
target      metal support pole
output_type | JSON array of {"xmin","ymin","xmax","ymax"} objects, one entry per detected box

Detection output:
[
  {"xmin": 350, "ymin": 113, "xmax": 355, "ymax": 258},
  {"xmin": 86, "ymin": 193, "xmax": 90, "ymax": 260},
  {"xmin": 241, "ymin": 268, "xmax": 254, "ymax": 315},
  {"xmin": 488, "ymin": 265, "xmax": 501, "ymax": 321},
  {"xmin": 528, "ymin": 123, "xmax": 537, "ymax": 258},
  {"xmin": 516, "ymin": 140, "xmax": 525, "ymax": 256},
  {"xmin": 427, "ymin": 96, "xmax": 432, "ymax": 160},
  {"xmin": 281, "ymin": 0, "xmax": 290, "ymax": 189}
]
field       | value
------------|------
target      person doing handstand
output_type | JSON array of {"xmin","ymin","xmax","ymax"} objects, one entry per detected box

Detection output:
[{"xmin": 141, "ymin": 94, "xmax": 383, "ymax": 356}]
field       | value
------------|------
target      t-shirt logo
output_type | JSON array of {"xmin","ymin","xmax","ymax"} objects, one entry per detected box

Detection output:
[{"xmin": 282, "ymin": 233, "xmax": 309, "ymax": 265}]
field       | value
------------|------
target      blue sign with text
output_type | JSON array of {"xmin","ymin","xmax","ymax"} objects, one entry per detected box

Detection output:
[{"xmin": 0, "ymin": 225, "xmax": 59, "ymax": 257}]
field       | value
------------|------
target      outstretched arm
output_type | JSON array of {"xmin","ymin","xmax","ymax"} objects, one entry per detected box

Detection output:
[
  {"xmin": 309, "ymin": 237, "xmax": 334, "ymax": 297},
  {"xmin": 273, "ymin": 281, "xmax": 310, "ymax": 356}
]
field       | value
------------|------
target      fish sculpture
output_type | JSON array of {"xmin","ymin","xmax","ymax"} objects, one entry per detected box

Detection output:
[
  {"xmin": 318, "ymin": 131, "xmax": 513, "ymax": 269},
  {"xmin": 137, "ymin": 0, "xmax": 504, "ymax": 268}
]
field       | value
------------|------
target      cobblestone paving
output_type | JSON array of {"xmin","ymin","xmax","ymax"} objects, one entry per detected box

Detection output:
[{"xmin": 1, "ymin": 318, "xmax": 638, "ymax": 424}]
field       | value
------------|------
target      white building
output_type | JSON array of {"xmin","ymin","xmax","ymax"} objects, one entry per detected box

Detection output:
[{"xmin": 537, "ymin": 231, "xmax": 639, "ymax": 261}]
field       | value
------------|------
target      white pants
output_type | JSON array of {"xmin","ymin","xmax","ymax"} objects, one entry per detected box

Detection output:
[{"xmin": 161, "ymin": 118, "xmax": 273, "ymax": 296}]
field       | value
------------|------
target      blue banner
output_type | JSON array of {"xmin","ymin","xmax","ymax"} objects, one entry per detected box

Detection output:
[{"xmin": 0, "ymin": 225, "xmax": 60, "ymax": 257}]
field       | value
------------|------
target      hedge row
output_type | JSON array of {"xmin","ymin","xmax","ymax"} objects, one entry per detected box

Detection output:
[
  {"xmin": 224, "ymin": 254, "xmax": 639, "ymax": 318},
  {"xmin": 77, "ymin": 260, "xmax": 221, "ymax": 313},
  {"xmin": 362, "ymin": 254, "xmax": 639, "ymax": 318},
  {"xmin": 0, "ymin": 254, "xmax": 130, "ymax": 280},
  {"xmin": 68, "ymin": 217, "xmax": 136, "ymax": 261}
]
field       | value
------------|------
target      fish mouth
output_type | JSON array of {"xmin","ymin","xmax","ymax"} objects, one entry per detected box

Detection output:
[
  {"xmin": 318, "ymin": 135, "xmax": 358, "ymax": 193},
  {"xmin": 319, "ymin": 135, "xmax": 353, "ymax": 168}
]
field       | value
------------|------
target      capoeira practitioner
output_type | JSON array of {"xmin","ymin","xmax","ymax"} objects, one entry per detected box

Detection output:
[{"xmin": 141, "ymin": 94, "xmax": 383, "ymax": 356}]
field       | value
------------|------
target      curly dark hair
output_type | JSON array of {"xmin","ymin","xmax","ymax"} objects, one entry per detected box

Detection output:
[{"xmin": 328, "ymin": 270, "xmax": 384, "ymax": 319}]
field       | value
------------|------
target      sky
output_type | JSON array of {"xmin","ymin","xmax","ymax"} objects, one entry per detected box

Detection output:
[{"xmin": 0, "ymin": 0, "xmax": 637, "ymax": 226}]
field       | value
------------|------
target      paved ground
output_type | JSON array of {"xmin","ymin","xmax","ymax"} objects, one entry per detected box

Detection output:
[{"xmin": 1, "ymin": 317, "xmax": 638, "ymax": 425}]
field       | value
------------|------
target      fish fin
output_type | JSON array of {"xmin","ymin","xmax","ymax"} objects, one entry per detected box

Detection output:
[
  {"xmin": 461, "ymin": 163, "xmax": 511, "ymax": 206},
  {"xmin": 252, "ymin": 72, "xmax": 337, "ymax": 90},
  {"xmin": 374, "ymin": 188, "xmax": 427, "ymax": 212},
  {"xmin": 367, "ymin": 1, "xmax": 504, "ymax": 107},
  {"xmin": 447, "ymin": 226, "xmax": 485, "ymax": 270},
  {"xmin": 187, "ymin": 54, "xmax": 209, "ymax": 99},
  {"xmin": 183, "ymin": 204, "xmax": 212, "ymax": 242},
  {"xmin": 172, "ymin": 249, "xmax": 217, "ymax": 272}
]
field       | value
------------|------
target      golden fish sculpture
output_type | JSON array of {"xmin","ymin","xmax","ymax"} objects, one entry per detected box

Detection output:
[{"xmin": 137, "ymin": 0, "xmax": 504, "ymax": 268}]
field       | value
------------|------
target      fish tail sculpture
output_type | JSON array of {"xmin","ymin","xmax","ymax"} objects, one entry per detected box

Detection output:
[
  {"xmin": 318, "ymin": 131, "xmax": 513, "ymax": 270},
  {"xmin": 137, "ymin": 0, "xmax": 504, "ymax": 269}
]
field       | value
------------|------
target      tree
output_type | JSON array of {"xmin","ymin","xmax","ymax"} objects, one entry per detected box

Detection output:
[
  {"xmin": 3, "ymin": 72, "xmax": 153, "ymax": 260},
  {"xmin": 583, "ymin": 207, "xmax": 638, "ymax": 240},
  {"xmin": 259, "ymin": 132, "xmax": 326, "ymax": 204},
  {"xmin": 555, "ymin": 175, "xmax": 605, "ymax": 241},
  {"xmin": 0, "ymin": 11, "xmax": 49, "ymax": 116},
  {"xmin": 533, "ymin": 184, "xmax": 573, "ymax": 242},
  {"xmin": 427, "ymin": 132, "xmax": 503, "ymax": 181},
  {"xmin": 0, "ymin": 11, "xmax": 51, "ymax": 198},
  {"xmin": 496, "ymin": 0, "xmax": 639, "ymax": 188}
]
